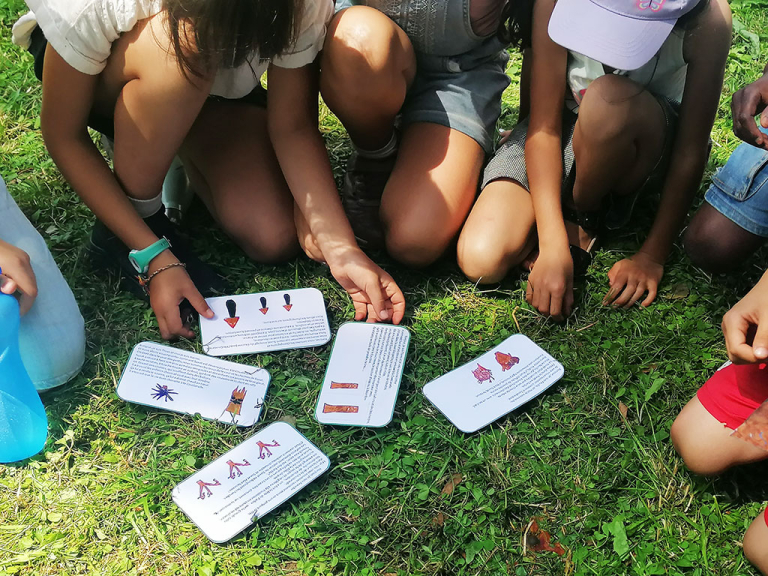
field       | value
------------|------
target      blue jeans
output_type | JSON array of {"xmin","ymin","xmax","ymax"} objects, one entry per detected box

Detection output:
[
  {"xmin": 0, "ymin": 176, "xmax": 85, "ymax": 390},
  {"xmin": 705, "ymin": 129, "xmax": 768, "ymax": 237}
]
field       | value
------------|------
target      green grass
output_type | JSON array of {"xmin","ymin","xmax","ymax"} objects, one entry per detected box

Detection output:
[{"xmin": 1, "ymin": 1, "xmax": 768, "ymax": 574}]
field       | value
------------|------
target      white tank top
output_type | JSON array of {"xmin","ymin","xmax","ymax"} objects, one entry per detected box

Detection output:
[{"xmin": 565, "ymin": 29, "xmax": 687, "ymax": 112}]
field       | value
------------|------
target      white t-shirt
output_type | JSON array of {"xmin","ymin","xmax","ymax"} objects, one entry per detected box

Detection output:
[{"xmin": 13, "ymin": 0, "xmax": 334, "ymax": 98}]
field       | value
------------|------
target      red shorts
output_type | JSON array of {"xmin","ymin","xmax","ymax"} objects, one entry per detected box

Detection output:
[{"xmin": 697, "ymin": 362, "xmax": 768, "ymax": 430}]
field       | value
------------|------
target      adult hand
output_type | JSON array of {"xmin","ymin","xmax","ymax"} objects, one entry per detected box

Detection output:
[
  {"xmin": 329, "ymin": 249, "xmax": 405, "ymax": 324},
  {"xmin": 0, "ymin": 239, "xmax": 38, "ymax": 315},
  {"xmin": 148, "ymin": 252, "xmax": 213, "ymax": 340},
  {"xmin": 722, "ymin": 271, "xmax": 768, "ymax": 364},
  {"xmin": 526, "ymin": 248, "xmax": 573, "ymax": 320},
  {"xmin": 603, "ymin": 252, "xmax": 663, "ymax": 309},
  {"xmin": 732, "ymin": 70, "xmax": 768, "ymax": 149}
]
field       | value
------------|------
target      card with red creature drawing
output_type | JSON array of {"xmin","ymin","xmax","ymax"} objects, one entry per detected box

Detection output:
[
  {"xmin": 199, "ymin": 288, "xmax": 331, "ymax": 357},
  {"xmin": 315, "ymin": 322, "xmax": 410, "ymax": 427},
  {"xmin": 732, "ymin": 398, "xmax": 768, "ymax": 452},
  {"xmin": 172, "ymin": 422, "xmax": 330, "ymax": 543},
  {"xmin": 423, "ymin": 334, "xmax": 564, "ymax": 433},
  {"xmin": 117, "ymin": 342, "xmax": 270, "ymax": 426}
]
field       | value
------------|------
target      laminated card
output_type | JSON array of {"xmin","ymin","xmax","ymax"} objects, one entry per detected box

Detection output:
[
  {"xmin": 199, "ymin": 288, "xmax": 331, "ymax": 356},
  {"xmin": 315, "ymin": 322, "xmax": 410, "ymax": 427},
  {"xmin": 172, "ymin": 422, "xmax": 330, "ymax": 542},
  {"xmin": 118, "ymin": 342, "xmax": 269, "ymax": 426},
  {"xmin": 423, "ymin": 334, "xmax": 564, "ymax": 433}
]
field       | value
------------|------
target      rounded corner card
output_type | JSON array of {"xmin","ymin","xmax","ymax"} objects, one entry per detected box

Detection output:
[{"xmin": 315, "ymin": 323, "xmax": 410, "ymax": 428}]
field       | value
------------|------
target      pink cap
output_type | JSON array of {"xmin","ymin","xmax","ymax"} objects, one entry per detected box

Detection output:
[{"xmin": 548, "ymin": 0, "xmax": 702, "ymax": 70}]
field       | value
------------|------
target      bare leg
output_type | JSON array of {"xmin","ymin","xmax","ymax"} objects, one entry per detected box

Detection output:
[
  {"xmin": 683, "ymin": 202, "xmax": 766, "ymax": 273},
  {"xmin": 381, "ymin": 123, "xmax": 485, "ymax": 267},
  {"xmin": 671, "ymin": 395, "xmax": 768, "ymax": 476},
  {"xmin": 570, "ymin": 75, "xmax": 667, "ymax": 212},
  {"xmin": 458, "ymin": 179, "xmax": 536, "ymax": 283},
  {"xmin": 744, "ymin": 512, "xmax": 768, "ymax": 575},
  {"xmin": 180, "ymin": 100, "xmax": 298, "ymax": 263},
  {"xmin": 320, "ymin": 6, "xmax": 416, "ymax": 150}
]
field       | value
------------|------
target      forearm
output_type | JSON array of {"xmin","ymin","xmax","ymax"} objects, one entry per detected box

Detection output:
[
  {"xmin": 526, "ymin": 134, "xmax": 569, "ymax": 253},
  {"xmin": 270, "ymin": 125, "xmax": 360, "ymax": 265},
  {"xmin": 639, "ymin": 153, "xmax": 708, "ymax": 262},
  {"xmin": 44, "ymin": 130, "xmax": 158, "ymax": 250}
]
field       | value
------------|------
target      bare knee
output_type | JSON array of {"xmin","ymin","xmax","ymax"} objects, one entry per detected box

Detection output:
[
  {"xmin": 222, "ymin": 211, "xmax": 298, "ymax": 263},
  {"xmin": 576, "ymin": 75, "xmax": 642, "ymax": 144},
  {"xmin": 384, "ymin": 219, "xmax": 450, "ymax": 268},
  {"xmin": 670, "ymin": 414, "xmax": 730, "ymax": 476},
  {"xmin": 683, "ymin": 207, "xmax": 763, "ymax": 273},
  {"xmin": 458, "ymin": 232, "xmax": 526, "ymax": 284},
  {"xmin": 321, "ymin": 6, "xmax": 414, "ymax": 110},
  {"xmin": 744, "ymin": 513, "xmax": 768, "ymax": 575}
]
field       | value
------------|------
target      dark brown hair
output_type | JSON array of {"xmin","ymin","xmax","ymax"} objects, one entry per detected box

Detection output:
[
  {"xmin": 164, "ymin": 0, "xmax": 304, "ymax": 77},
  {"xmin": 498, "ymin": 0, "xmax": 534, "ymax": 50}
]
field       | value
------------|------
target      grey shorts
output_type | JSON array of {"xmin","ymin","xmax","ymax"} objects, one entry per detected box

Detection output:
[
  {"xmin": 483, "ymin": 95, "xmax": 680, "ymax": 195},
  {"xmin": 401, "ymin": 38, "xmax": 511, "ymax": 154}
]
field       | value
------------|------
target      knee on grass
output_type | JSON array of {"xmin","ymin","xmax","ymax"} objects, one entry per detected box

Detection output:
[
  {"xmin": 223, "ymin": 215, "xmax": 299, "ymax": 263},
  {"xmin": 457, "ymin": 234, "xmax": 525, "ymax": 284},
  {"xmin": 383, "ymin": 218, "xmax": 452, "ymax": 268},
  {"xmin": 683, "ymin": 213, "xmax": 759, "ymax": 274},
  {"xmin": 670, "ymin": 414, "xmax": 732, "ymax": 477},
  {"xmin": 744, "ymin": 512, "xmax": 768, "ymax": 575}
]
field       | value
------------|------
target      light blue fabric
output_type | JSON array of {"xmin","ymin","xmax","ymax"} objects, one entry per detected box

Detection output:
[
  {"xmin": 705, "ymin": 128, "xmax": 768, "ymax": 237},
  {"xmin": 0, "ymin": 176, "xmax": 85, "ymax": 391},
  {"xmin": 335, "ymin": 0, "xmax": 510, "ymax": 152}
]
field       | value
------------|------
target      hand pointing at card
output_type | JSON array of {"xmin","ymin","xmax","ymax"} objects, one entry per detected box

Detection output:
[{"xmin": 330, "ymin": 249, "xmax": 405, "ymax": 325}]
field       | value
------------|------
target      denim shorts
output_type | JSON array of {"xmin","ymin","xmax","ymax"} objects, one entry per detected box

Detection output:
[
  {"xmin": 705, "ymin": 129, "xmax": 768, "ymax": 237},
  {"xmin": 0, "ymin": 176, "xmax": 85, "ymax": 390},
  {"xmin": 336, "ymin": 0, "xmax": 510, "ymax": 153}
]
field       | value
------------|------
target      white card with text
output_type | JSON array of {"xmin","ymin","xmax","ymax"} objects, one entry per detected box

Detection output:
[
  {"xmin": 199, "ymin": 288, "xmax": 331, "ymax": 356},
  {"xmin": 172, "ymin": 422, "xmax": 330, "ymax": 542},
  {"xmin": 117, "ymin": 342, "xmax": 269, "ymax": 427},
  {"xmin": 423, "ymin": 334, "xmax": 564, "ymax": 433}
]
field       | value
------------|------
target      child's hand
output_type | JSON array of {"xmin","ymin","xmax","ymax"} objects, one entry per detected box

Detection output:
[
  {"xmin": 526, "ymin": 248, "xmax": 573, "ymax": 321},
  {"xmin": 0, "ymin": 239, "xmax": 38, "ymax": 315},
  {"xmin": 328, "ymin": 249, "xmax": 405, "ymax": 324},
  {"xmin": 148, "ymin": 252, "xmax": 213, "ymax": 340},
  {"xmin": 732, "ymin": 72, "xmax": 768, "ymax": 150},
  {"xmin": 603, "ymin": 252, "xmax": 663, "ymax": 309},
  {"xmin": 722, "ymin": 271, "xmax": 768, "ymax": 364}
]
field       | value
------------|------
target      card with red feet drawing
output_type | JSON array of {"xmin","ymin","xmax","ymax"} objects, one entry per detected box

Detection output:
[{"xmin": 172, "ymin": 422, "xmax": 330, "ymax": 543}]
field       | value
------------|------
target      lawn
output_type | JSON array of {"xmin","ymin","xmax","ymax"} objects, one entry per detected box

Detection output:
[{"xmin": 1, "ymin": 1, "xmax": 768, "ymax": 575}]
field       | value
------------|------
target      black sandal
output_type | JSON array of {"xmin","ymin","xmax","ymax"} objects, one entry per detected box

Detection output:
[{"xmin": 562, "ymin": 206, "xmax": 599, "ymax": 277}]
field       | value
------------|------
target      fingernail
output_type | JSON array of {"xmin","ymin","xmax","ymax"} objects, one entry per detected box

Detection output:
[
  {"xmin": 379, "ymin": 310, "xmax": 390, "ymax": 320},
  {"xmin": 756, "ymin": 347, "xmax": 768, "ymax": 358}
]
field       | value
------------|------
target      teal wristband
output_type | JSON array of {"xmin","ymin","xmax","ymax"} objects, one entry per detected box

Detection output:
[{"xmin": 128, "ymin": 237, "xmax": 171, "ymax": 274}]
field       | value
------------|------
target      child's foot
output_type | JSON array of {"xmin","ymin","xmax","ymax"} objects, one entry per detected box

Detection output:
[
  {"xmin": 341, "ymin": 152, "xmax": 397, "ymax": 250},
  {"xmin": 88, "ymin": 211, "xmax": 226, "ymax": 297}
]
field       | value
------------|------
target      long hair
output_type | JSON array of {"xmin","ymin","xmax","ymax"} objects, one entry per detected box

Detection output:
[
  {"xmin": 164, "ymin": 0, "xmax": 304, "ymax": 77},
  {"xmin": 499, "ymin": 0, "xmax": 535, "ymax": 50}
]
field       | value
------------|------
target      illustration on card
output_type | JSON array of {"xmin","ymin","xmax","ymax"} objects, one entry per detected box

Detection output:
[
  {"xmin": 322, "ymin": 403, "xmax": 360, "ymax": 414},
  {"xmin": 197, "ymin": 478, "xmax": 221, "ymax": 500},
  {"xmin": 259, "ymin": 296, "xmax": 269, "ymax": 315},
  {"xmin": 227, "ymin": 459, "xmax": 251, "ymax": 479},
  {"xmin": 495, "ymin": 352, "xmax": 520, "ymax": 371},
  {"xmin": 283, "ymin": 293, "xmax": 292, "ymax": 312},
  {"xmin": 150, "ymin": 383, "xmax": 178, "ymax": 402},
  {"xmin": 224, "ymin": 299, "xmax": 240, "ymax": 329},
  {"xmin": 472, "ymin": 364, "xmax": 494, "ymax": 385},
  {"xmin": 219, "ymin": 387, "xmax": 247, "ymax": 423},
  {"xmin": 256, "ymin": 440, "xmax": 280, "ymax": 459},
  {"xmin": 330, "ymin": 381, "xmax": 359, "ymax": 390}
]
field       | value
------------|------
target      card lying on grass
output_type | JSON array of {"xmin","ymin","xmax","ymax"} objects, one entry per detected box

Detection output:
[
  {"xmin": 118, "ymin": 342, "xmax": 269, "ymax": 427},
  {"xmin": 423, "ymin": 334, "xmax": 564, "ymax": 433},
  {"xmin": 199, "ymin": 288, "xmax": 332, "ymax": 356},
  {"xmin": 315, "ymin": 322, "xmax": 410, "ymax": 427},
  {"xmin": 172, "ymin": 422, "xmax": 330, "ymax": 543},
  {"xmin": 732, "ymin": 399, "xmax": 768, "ymax": 452}
]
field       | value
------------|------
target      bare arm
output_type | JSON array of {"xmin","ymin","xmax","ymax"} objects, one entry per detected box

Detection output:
[
  {"xmin": 638, "ymin": 0, "xmax": 732, "ymax": 265},
  {"xmin": 267, "ymin": 62, "xmax": 405, "ymax": 324},
  {"xmin": 524, "ymin": 0, "xmax": 573, "ymax": 319}
]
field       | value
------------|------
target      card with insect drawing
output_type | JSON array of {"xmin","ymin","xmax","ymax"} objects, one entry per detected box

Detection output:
[
  {"xmin": 315, "ymin": 322, "xmax": 410, "ymax": 427},
  {"xmin": 199, "ymin": 288, "xmax": 332, "ymax": 357},
  {"xmin": 117, "ymin": 342, "xmax": 270, "ymax": 427},
  {"xmin": 172, "ymin": 422, "xmax": 330, "ymax": 543},
  {"xmin": 423, "ymin": 334, "xmax": 564, "ymax": 433}
]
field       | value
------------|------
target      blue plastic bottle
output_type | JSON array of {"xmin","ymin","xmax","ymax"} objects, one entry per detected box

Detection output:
[{"xmin": 0, "ymin": 292, "xmax": 48, "ymax": 463}]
